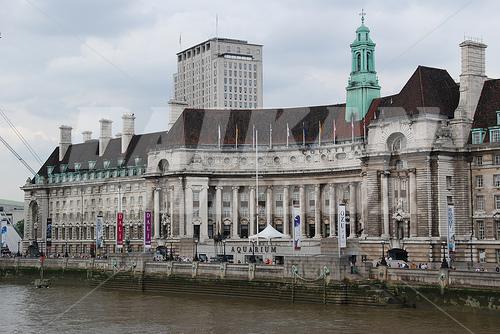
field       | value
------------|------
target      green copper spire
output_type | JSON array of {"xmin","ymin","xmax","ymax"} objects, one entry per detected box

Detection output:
[{"xmin": 345, "ymin": 10, "xmax": 381, "ymax": 121}]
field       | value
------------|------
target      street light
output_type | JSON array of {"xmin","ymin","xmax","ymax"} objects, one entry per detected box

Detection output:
[
  {"xmin": 441, "ymin": 242, "xmax": 449, "ymax": 269},
  {"xmin": 64, "ymin": 241, "xmax": 68, "ymax": 258},
  {"xmin": 222, "ymin": 239, "xmax": 227, "ymax": 262},
  {"xmin": 194, "ymin": 239, "xmax": 199, "ymax": 262},
  {"xmin": 380, "ymin": 240, "xmax": 387, "ymax": 266},
  {"xmin": 249, "ymin": 240, "xmax": 256, "ymax": 263}
]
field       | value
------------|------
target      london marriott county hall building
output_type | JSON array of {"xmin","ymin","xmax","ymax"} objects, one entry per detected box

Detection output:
[{"xmin": 21, "ymin": 17, "xmax": 500, "ymax": 268}]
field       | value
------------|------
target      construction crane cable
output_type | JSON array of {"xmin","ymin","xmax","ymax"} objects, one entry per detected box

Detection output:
[
  {"xmin": 0, "ymin": 133, "xmax": 37, "ymax": 176},
  {"xmin": 0, "ymin": 109, "xmax": 44, "ymax": 165}
]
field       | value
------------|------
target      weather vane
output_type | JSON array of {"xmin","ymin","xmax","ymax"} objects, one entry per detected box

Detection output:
[{"xmin": 359, "ymin": 8, "xmax": 366, "ymax": 24}]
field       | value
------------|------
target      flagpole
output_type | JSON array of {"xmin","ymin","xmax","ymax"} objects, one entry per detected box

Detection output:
[
  {"xmin": 351, "ymin": 115, "xmax": 354, "ymax": 143},
  {"xmin": 318, "ymin": 120, "xmax": 322, "ymax": 146},
  {"xmin": 235, "ymin": 125, "xmax": 238, "ymax": 149},
  {"xmin": 302, "ymin": 122, "xmax": 305, "ymax": 147},
  {"xmin": 218, "ymin": 124, "xmax": 221, "ymax": 150},
  {"xmin": 255, "ymin": 129, "xmax": 259, "ymax": 232},
  {"xmin": 269, "ymin": 123, "xmax": 272, "ymax": 149},
  {"xmin": 333, "ymin": 119, "xmax": 336, "ymax": 145},
  {"xmin": 286, "ymin": 123, "xmax": 289, "ymax": 148}
]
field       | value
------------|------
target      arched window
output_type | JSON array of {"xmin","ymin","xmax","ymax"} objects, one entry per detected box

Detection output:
[
  {"xmin": 367, "ymin": 52, "xmax": 371, "ymax": 71},
  {"xmin": 357, "ymin": 53, "xmax": 361, "ymax": 72}
]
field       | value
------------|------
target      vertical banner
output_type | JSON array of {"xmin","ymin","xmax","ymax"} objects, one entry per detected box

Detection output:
[
  {"xmin": 46, "ymin": 218, "xmax": 52, "ymax": 247},
  {"xmin": 292, "ymin": 207, "xmax": 301, "ymax": 250},
  {"xmin": 447, "ymin": 205, "xmax": 456, "ymax": 253},
  {"xmin": 96, "ymin": 216, "xmax": 104, "ymax": 249},
  {"xmin": 338, "ymin": 204, "xmax": 347, "ymax": 248},
  {"xmin": 0, "ymin": 220, "xmax": 7, "ymax": 247},
  {"xmin": 144, "ymin": 211, "xmax": 152, "ymax": 249},
  {"xmin": 116, "ymin": 212, "xmax": 124, "ymax": 248}
]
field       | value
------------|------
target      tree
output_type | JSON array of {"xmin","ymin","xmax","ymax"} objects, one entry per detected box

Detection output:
[{"xmin": 14, "ymin": 219, "xmax": 24, "ymax": 238}]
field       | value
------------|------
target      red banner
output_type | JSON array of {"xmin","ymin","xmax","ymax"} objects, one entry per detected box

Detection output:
[
  {"xmin": 116, "ymin": 212, "xmax": 124, "ymax": 247},
  {"xmin": 144, "ymin": 211, "xmax": 152, "ymax": 248}
]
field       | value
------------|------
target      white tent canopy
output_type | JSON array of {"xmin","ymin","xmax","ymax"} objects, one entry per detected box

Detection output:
[{"xmin": 248, "ymin": 223, "xmax": 285, "ymax": 241}]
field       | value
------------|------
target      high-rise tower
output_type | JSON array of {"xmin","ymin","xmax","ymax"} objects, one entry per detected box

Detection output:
[{"xmin": 345, "ymin": 11, "xmax": 380, "ymax": 121}]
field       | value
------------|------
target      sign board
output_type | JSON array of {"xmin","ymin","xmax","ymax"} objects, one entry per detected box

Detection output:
[
  {"xmin": 144, "ymin": 211, "xmax": 152, "ymax": 248},
  {"xmin": 96, "ymin": 216, "xmax": 104, "ymax": 249},
  {"xmin": 46, "ymin": 218, "xmax": 52, "ymax": 247},
  {"xmin": 116, "ymin": 212, "xmax": 124, "ymax": 247},
  {"xmin": 447, "ymin": 205, "xmax": 456, "ymax": 253},
  {"xmin": 338, "ymin": 204, "xmax": 347, "ymax": 248},
  {"xmin": 292, "ymin": 207, "xmax": 301, "ymax": 250}
]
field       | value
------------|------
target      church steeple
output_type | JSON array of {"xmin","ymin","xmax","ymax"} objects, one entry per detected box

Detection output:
[{"xmin": 345, "ymin": 10, "xmax": 381, "ymax": 121}]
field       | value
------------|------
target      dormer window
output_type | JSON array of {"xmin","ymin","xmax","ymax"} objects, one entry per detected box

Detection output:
[
  {"xmin": 117, "ymin": 159, "xmax": 124, "ymax": 167},
  {"xmin": 47, "ymin": 166, "xmax": 54, "ymax": 175},
  {"xmin": 134, "ymin": 157, "xmax": 142, "ymax": 166},
  {"xmin": 103, "ymin": 160, "xmax": 111, "ymax": 169},
  {"xmin": 472, "ymin": 130, "xmax": 484, "ymax": 145},
  {"xmin": 496, "ymin": 111, "xmax": 500, "ymax": 125},
  {"xmin": 74, "ymin": 163, "xmax": 81, "ymax": 171},
  {"xmin": 60, "ymin": 164, "xmax": 68, "ymax": 173},
  {"xmin": 490, "ymin": 128, "xmax": 500, "ymax": 143},
  {"xmin": 89, "ymin": 161, "xmax": 96, "ymax": 170}
]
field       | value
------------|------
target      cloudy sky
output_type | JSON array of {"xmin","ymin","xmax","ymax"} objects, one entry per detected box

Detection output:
[{"xmin": 0, "ymin": 0, "xmax": 498, "ymax": 201}]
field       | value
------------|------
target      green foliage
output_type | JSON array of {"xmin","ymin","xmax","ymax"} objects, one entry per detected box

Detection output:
[{"xmin": 14, "ymin": 219, "xmax": 24, "ymax": 238}]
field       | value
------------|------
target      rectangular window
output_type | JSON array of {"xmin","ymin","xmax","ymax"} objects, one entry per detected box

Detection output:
[
  {"xmin": 476, "ymin": 155, "xmax": 483, "ymax": 166},
  {"xmin": 496, "ymin": 249, "xmax": 500, "ymax": 263},
  {"xmin": 496, "ymin": 221, "xmax": 500, "ymax": 240},
  {"xmin": 477, "ymin": 221, "xmax": 485, "ymax": 240},
  {"xmin": 497, "ymin": 111, "xmax": 500, "ymax": 125},
  {"xmin": 495, "ymin": 155, "xmax": 500, "ymax": 166},
  {"xmin": 476, "ymin": 175, "xmax": 483, "ymax": 188},
  {"xmin": 491, "ymin": 129, "xmax": 500, "ymax": 143},
  {"xmin": 496, "ymin": 195, "xmax": 500, "ymax": 210},
  {"xmin": 476, "ymin": 195, "xmax": 485, "ymax": 211},
  {"xmin": 495, "ymin": 175, "xmax": 500, "ymax": 187},
  {"xmin": 479, "ymin": 249, "xmax": 486, "ymax": 263},
  {"xmin": 446, "ymin": 176, "xmax": 452, "ymax": 190},
  {"xmin": 472, "ymin": 131, "xmax": 483, "ymax": 144}
]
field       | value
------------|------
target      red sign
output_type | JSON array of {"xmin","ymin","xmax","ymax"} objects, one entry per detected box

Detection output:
[
  {"xmin": 144, "ymin": 211, "xmax": 152, "ymax": 248},
  {"xmin": 116, "ymin": 212, "xmax": 124, "ymax": 247}
]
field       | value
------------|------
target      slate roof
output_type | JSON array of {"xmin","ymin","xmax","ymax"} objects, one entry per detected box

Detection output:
[
  {"xmin": 469, "ymin": 79, "xmax": 500, "ymax": 144},
  {"xmin": 36, "ymin": 132, "xmax": 167, "ymax": 178},
  {"xmin": 34, "ymin": 66, "xmax": 462, "ymax": 181},
  {"xmin": 367, "ymin": 66, "xmax": 459, "ymax": 119}
]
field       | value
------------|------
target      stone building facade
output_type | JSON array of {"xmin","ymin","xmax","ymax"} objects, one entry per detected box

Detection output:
[{"xmin": 21, "ymin": 19, "xmax": 500, "ymax": 268}]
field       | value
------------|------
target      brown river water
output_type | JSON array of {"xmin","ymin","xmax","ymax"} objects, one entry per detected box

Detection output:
[{"xmin": 0, "ymin": 283, "xmax": 499, "ymax": 334}]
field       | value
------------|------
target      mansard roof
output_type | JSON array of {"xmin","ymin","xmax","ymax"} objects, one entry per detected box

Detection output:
[
  {"xmin": 469, "ymin": 79, "xmax": 500, "ymax": 143},
  {"xmin": 368, "ymin": 66, "xmax": 459, "ymax": 119},
  {"xmin": 164, "ymin": 104, "xmax": 368, "ymax": 148},
  {"xmin": 36, "ymin": 131, "xmax": 167, "ymax": 179}
]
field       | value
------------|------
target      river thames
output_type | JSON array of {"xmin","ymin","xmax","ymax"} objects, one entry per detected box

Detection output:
[{"xmin": 0, "ymin": 283, "xmax": 499, "ymax": 334}]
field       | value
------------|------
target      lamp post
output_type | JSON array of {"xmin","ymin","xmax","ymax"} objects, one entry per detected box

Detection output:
[
  {"xmin": 222, "ymin": 239, "xmax": 227, "ymax": 262},
  {"xmin": 441, "ymin": 242, "xmax": 449, "ymax": 269},
  {"xmin": 17, "ymin": 241, "xmax": 21, "ymax": 257},
  {"xmin": 249, "ymin": 240, "xmax": 256, "ymax": 263},
  {"xmin": 64, "ymin": 240, "xmax": 68, "ymax": 258},
  {"xmin": 194, "ymin": 239, "xmax": 199, "ymax": 262},
  {"xmin": 380, "ymin": 240, "xmax": 387, "ymax": 266},
  {"xmin": 169, "ymin": 241, "xmax": 174, "ymax": 261}
]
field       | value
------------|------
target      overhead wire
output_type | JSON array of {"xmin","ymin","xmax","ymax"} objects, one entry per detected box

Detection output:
[{"xmin": 0, "ymin": 133, "xmax": 37, "ymax": 176}]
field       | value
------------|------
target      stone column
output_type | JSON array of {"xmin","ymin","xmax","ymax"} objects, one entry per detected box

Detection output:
[
  {"xmin": 177, "ymin": 178, "xmax": 185, "ymax": 237},
  {"xmin": 329, "ymin": 184, "xmax": 336, "ymax": 237},
  {"xmin": 360, "ymin": 172, "xmax": 368, "ymax": 237},
  {"xmin": 266, "ymin": 186, "xmax": 273, "ymax": 225},
  {"xmin": 200, "ymin": 186, "xmax": 209, "ymax": 241},
  {"xmin": 381, "ymin": 171, "xmax": 390, "ymax": 238},
  {"xmin": 232, "ymin": 186, "xmax": 239, "ymax": 238},
  {"xmin": 299, "ymin": 185, "xmax": 307, "ymax": 237},
  {"xmin": 349, "ymin": 183, "xmax": 357, "ymax": 238},
  {"xmin": 169, "ymin": 186, "xmax": 174, "ymax": 238},
  {"xmin": 185, "ymin": 185, "xmax": 193, "ymax": 237},
  {"xmin": 153, "ymin": 187, "xmax": 160, "ymax": 239},
  {"xmin": 314, "ymin": 184, "xmax": 321, "ymax": 238},
  {"xmin": 215, "ymin": 186, "xmax": 223, "ymax": 235},
  {"xmin": 409, "ymin": 170, "xmax": 418, "ymax": 237},
  {"xmin": 249, "ymin": 186, "xmax": 256, "ymax": 236},
  {"xmin": 283, "ymin": 186, "xmax": 290, "ymax": 237}
]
